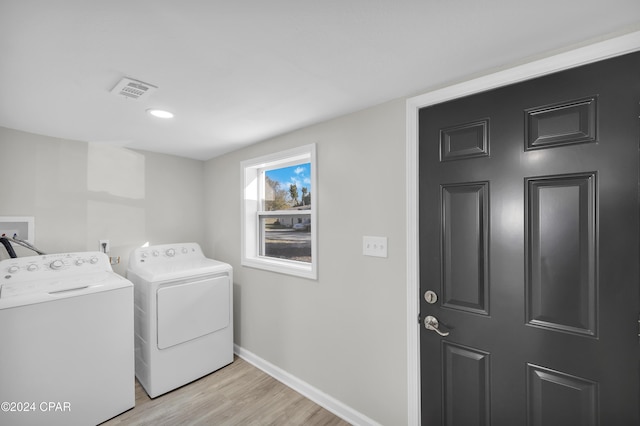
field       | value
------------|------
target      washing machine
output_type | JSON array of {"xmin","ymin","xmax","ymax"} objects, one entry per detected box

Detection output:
[
  {"xmin": 0, "ymin": 252, "xmax": 134, "ymax": 426},
  {"xmin": 126, "ymin": 242, "xmax": 233, "ymax": 398}
]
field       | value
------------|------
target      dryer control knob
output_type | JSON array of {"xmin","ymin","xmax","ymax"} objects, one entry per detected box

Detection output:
[
  {"xmin": 182, "ymin": 247, "xmax": 188, "ymax": 254},
  {"xmin": 76, "ymin": 259, "xmax": 85, "ymax": 266},
  {"xmin": 166, "ymin": 249, "xmax": 176, "ymax": 257},
  {"xmin": 50, "ymin": 260, "xmax": 64, "ymax": 270},
  {"xmin": 152, "ymin": 250, "xmax": 159, "ymax": 257},
  {"xmin": 89, "ymin": 257, "xmax": 99, "ymax": 264},
  {"xmin": 27, "ymin": 264, "xmax": 38, "ymax": 271},
  {"xmin": 8, "ymin": 265, "xmax": 19, "ymax": 273}
]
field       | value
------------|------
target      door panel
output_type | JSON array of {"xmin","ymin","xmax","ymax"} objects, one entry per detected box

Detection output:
[
  {"xmin": 443, "ymin": 342, "xmax": 491, "ymax": 426},
  {"xmin": 524, "ymin": 96, "xmax": 598, "ymax": 150},
  {"xmin": 441, "ymin": 182, "xmax": 489, "ymax": 314},
  {"xmin": 419, "ymin": 51, "xmax": 640, "ymax": 425},
  {"xmin": 526, "ymin": 173, "xmax": 597, "ymax": 336},
  {"xmin": 441, "ymin": 119, "xmax": 490, "ymax": 161},
  {"xmin": 526, "ymin": 364, "xmax": 598, "ymax": 426}
]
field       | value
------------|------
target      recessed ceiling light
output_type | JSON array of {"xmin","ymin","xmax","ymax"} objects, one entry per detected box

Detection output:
[{"xmin": 146, "ymin": 109, "xmax": 174, "ymax": 119}]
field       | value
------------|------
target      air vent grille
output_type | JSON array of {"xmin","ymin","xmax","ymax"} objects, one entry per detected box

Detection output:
[{"xmin": 110, "ymin": 77, "xmax": 158, "ymax": 100}]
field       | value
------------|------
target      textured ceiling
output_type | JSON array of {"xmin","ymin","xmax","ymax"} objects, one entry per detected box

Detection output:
[{"xmin": 1, "ymin": 1, "xmax": 639, "ymax": 160}]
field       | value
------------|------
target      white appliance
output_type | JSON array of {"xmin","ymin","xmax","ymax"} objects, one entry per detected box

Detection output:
[
  {"xmin": 0, "ymin": 252, "xmax": 134, "ymax": 426},
  {"xmin": 126, "ymin": 242, "xmax": 233, "ymax": 398}
]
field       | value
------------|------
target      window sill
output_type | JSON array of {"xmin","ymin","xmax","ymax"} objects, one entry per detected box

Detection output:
[{"xmin": 241, "ymin": 256, "xmax": 317, "ymax": 280}]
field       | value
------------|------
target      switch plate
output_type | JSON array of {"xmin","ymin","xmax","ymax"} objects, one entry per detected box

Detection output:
[{"xmin": 363, "ymin": 236, "xmax": 388, "ymax": 258}]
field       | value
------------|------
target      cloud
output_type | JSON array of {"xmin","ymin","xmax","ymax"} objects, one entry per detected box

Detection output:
[
  {"xmin": 288, "ymin": 177, "xmax": 304, "ymax": 188},
  {"xmin": 265, "ymin": 163, "xmax": 311, "ymax": 197},
  {"xmin": 288, "ymin": 166, "xmax": 310, "ymax": 191}
]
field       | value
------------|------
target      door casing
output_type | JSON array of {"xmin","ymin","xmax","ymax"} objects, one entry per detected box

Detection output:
[{"xmin": 405, "ymin": 30, "xmax": 640, "ymax": 426}]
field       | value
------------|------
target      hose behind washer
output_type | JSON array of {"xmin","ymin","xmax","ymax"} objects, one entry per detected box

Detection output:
[{"xmin": 0, "ymin": 237, "xmax": 17, "ymax": 258}]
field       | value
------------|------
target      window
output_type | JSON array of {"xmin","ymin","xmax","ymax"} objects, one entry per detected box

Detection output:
[{"xmin": 241, "ymin": 144, "xmax": 317, "ymax": 279}]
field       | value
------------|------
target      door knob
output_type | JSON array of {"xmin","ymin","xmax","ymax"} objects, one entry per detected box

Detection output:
[{"xmin": 424, "ymin": 315, "xmax": 449, "ymax": 336}]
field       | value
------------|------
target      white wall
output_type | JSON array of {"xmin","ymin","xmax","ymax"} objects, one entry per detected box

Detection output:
[
  {"xmin": 204, "ymin": 98, "xmax": 408, "ymax": 425},
  {"xmin": 1, "ymin": 94, "xmax": 409, "ymax": 425},
  {"xmin": 0, "ymin": 126, "xmax": 205, "ymax": 274}
]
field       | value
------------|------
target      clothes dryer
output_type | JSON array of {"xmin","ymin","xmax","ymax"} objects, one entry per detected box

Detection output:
[{"xmin": 127, "ymin": 243, "xmax": 233, "ymax": 398}]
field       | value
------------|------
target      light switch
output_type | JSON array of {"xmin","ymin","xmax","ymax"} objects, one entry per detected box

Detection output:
[{"xmin": 363, "ymin": 236, "xmax": 388, "ymax": 258}]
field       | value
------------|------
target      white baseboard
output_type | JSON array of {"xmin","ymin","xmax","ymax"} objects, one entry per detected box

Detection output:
[{"xmin": 234, "ymin": 344, "xmax": 382, "ymax": 426}]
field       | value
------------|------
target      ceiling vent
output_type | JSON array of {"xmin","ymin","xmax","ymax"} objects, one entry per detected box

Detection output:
[{"xmin": 110, "ymin": 77, "xmax": 158, "ymax": 100}]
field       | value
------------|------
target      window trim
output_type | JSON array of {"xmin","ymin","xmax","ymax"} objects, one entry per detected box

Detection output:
[{"xmin": 241, "ymin": 144, "xmax": 317, "ymax": 279}]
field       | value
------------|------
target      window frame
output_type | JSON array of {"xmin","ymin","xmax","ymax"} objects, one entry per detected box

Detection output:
[{"xmin": 241, "ymin": 144, "xmax": 317, "ymax": 279}]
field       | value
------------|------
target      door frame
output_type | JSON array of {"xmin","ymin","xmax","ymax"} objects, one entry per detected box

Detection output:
[{"xmin": 405, "ymin": 30, "xmax": 640, "ymax": 426}]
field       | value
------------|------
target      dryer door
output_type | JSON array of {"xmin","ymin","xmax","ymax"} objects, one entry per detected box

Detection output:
[{"xmin": 156, "ymin": 275, "xmax": 230, "ymax": 350}]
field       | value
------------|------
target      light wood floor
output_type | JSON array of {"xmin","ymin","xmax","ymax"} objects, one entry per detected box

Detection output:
[{"xmin": 102, "ymin": 356, "xmax": 351, "ymax": 426}]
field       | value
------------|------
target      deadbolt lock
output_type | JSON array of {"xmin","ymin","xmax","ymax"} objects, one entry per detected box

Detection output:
[{"xmin": 424, "ymin": 290, "xmax": 438, "ymax": 304}]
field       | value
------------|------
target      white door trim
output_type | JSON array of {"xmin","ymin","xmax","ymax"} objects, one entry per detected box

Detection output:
[{"xmin": 405, "ymin": 30, "xmax": 640, "ymax": 426}]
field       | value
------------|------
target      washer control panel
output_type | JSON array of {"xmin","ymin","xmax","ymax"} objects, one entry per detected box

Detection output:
[
  {"xmin": 1, "ymin": 252, "xmax": 111, "ymax": 283},
  {"xmin": 130, "ymin": 242, "xmax": 203, "ymax": 266}
]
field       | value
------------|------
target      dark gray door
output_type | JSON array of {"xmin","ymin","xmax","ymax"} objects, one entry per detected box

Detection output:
[{"xmin": 419, "ymin": 51, "xmax": 640, "ymax": 425}]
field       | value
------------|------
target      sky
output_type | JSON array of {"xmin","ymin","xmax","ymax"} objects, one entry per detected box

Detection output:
[{"xmin": 265, "ymin": 162, "xmax": 311, "ymax": 200}]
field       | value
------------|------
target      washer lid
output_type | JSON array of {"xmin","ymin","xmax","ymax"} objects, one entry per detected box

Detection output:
[{"xmin": 0, "ymin": 272, "xmax": 131, "ymax": 308}]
